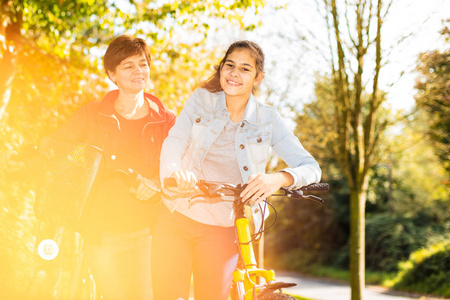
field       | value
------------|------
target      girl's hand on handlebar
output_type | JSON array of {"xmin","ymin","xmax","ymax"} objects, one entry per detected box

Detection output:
[
  {"xmin": 241, "ymin": 172, "xmax": 294, "ymax": 205},
  {"xmin": 167, "ymin": 170, "xmax": 198, "ymax": 194}
]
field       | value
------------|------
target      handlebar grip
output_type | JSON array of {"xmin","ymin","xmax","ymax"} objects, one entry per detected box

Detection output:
[
  {"xmin": 301, "ymin": 183, "xmax": 329, "ymax": 192},
  {"xmin": 164, "ymin": 177, "xmax": 178, "ymax": 188}
]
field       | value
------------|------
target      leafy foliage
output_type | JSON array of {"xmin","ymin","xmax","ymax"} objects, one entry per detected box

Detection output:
[
  {"xmin": 365, "ymin": 212, "xmax": 449, "ymax": 272},
  {"xmin": 267, "ymin": 66, "xmax": 449, "ymax": 296},
  {"xmin": 414, "ymin": 22, "xmax": 450, "ymax": 174},
  {"xmin": 392, "ymin": 239, "xmax": 450, "ymax": 297}
]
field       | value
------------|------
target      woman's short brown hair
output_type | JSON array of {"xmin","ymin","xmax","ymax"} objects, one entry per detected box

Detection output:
[
  {"xmin": 201, "ymin": 40, "xmax": 265, "ymax": 95},
  {"xmin": 103, "ymin": 35, "xmax": 152, "ymax": 76}
]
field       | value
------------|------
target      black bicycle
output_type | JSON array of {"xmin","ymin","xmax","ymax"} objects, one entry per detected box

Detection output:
[
  {"xmin": 24, "ymin": 137, "xmax": 103, "ymax": 300},
  {"xmin": 25, "ymin": 137, "xmax": 156, "ymax": 300}
]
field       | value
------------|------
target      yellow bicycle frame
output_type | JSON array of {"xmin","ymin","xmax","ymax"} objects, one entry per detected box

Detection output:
[{"xmin": 232, "ymin": 216, "xmax": 276, "ymax": 299}]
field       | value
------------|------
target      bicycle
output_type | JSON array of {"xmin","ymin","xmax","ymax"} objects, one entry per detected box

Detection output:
[
  {"xmin": 22, "ymin": 138, "xmax": 103, "ymax": 300},
  {"xmin": 25, "ymin": 223, "xmax": 99, "ymax": 300},
  {"xmin": 22, "ymin": 137, "xmax": 158, "ymax": 300},
  {"xmin": 164, "ymin": 178, "xmax": 328, "ymax": 300}
]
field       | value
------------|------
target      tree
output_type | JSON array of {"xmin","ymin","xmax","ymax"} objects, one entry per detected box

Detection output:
[
  {"xmin": 0, "ymin": 0, "xmax": 115, "ymax": 121},
  {"xmin": 315, "ymin": 0, "xmax": 392, "ymax": 298},
  {"xmin": 270, "ymin": 71, "xmax": 449, "ymax": 277},
  {"xmin": 414, "ymin": 20, "xmax": 450, "ymax": 175}
]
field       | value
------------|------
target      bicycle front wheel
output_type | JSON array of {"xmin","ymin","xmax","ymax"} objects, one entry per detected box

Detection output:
[{"xmin": 258, "ymin": 292, "xmax": 297, "ymax": 300}]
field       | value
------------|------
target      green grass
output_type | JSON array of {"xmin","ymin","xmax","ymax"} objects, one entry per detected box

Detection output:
[
  {"xmin": 305, "ymin": 265, "xmax": 396, "ymax": 286},
  {"xmin": 290, "ymin": 295, "xmax": 315, "ymax": 300}
]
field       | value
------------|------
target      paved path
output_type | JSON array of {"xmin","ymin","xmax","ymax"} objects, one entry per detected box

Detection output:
[{"xmin": 276, "ymin": 271, "xmax": 447, "ymax": 300}]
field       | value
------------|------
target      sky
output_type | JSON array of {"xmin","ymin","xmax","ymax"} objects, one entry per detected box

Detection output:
[
  {"xmin": 220, "ymin": 0, "xmax": 450, "ymax": 113},
  {"xmin": 378, "ymin": 0, "xmax": 449, "ymax": 112}
]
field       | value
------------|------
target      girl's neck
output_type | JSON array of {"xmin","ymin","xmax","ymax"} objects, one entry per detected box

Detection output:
[
  {"xmin": 226, "ymin": 96, "xmax": 248, "ymax": 123},
  {"xmin": 114, "ymin": 91, "xmax": 148, "ymax": 119}
]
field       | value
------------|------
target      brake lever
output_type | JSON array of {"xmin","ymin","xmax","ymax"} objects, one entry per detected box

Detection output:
[
  {"xmin": 198, "ymin": 183, "xmax": 223, "ymax": 198},
  {"xmin": 285, "ymin": 189, "xmax": 324, "ymax": 204},
  {"xmin": 117, "ymin": 168, "xmax": 161, "ymax": 192},
  {"xmin": 302, "ymin": 194, "xmax": 325, "ymax": 204}
]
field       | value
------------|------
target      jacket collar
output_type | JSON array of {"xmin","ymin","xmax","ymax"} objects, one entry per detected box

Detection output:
[
  {"xmin": 215, "ymin": 91, "xmax": 259, "ymax": 125},
  {"xmin": 242, "ymin": 93, "xmax": 259, "ymax": 125},
  {"xmin": 98, "ymin": 89, "xmax": 169, "ymax": 123}
]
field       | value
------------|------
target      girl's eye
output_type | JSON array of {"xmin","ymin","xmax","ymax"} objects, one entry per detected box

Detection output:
[
  {"xmin": 242, "ymin": 68, "xmax": 249, "ymax": 72},
  {"xmin": 226, "ymin": 64, "xmax": 234, "ymax": 68}
]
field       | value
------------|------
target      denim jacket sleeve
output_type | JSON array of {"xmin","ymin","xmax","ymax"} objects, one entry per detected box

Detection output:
[
  {"xmin": 159, "ymin": 91, "xmax": 197, "ymax": 182},
  {"xmin": 271, "ymin": 110, "xmax": 321, "ymax": 189}
]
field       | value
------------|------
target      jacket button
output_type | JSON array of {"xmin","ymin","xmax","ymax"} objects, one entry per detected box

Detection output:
[
  {"xmin": 257, "ymin": 136, "xmax": 262, "ymax": 143},
  {"xmin": 111, "ymin": 155, "xmax": 116, "ymax": 160},
  {"xmin": 243, "ymin": 166, "xmax": 248, "ymax": 171},
  {"xmin": 240, "ymin": 123, "xmax": 245, "ymax": 127},
  {"xmin": 195, "ymin": 117, "xmax": 201, "ymax": 123},
  {"xmin": 239, "ymin": 144, "xmax": 245, "ymax": 149}
]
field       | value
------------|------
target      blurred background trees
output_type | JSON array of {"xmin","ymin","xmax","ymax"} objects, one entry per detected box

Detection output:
[
  {"xmin": 265, "ymin": 16, "xmax": 449, "ymax": 299},
  {"xmin": 414, "ymin": 21, "xmax": 450, "ymax": 175}
]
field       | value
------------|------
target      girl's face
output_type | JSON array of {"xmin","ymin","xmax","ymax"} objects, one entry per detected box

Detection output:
[
  {"xmin": 219, "ymin": 48, "xmax": 263, "ymax": 101},
  {"xmin": 108, "ymin": 53, "xmax": 150, "ymax": 94}
]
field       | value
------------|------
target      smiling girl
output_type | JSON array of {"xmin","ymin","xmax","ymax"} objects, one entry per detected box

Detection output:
[{"xmin": 152, "ymin": 40, "xmax": 321, "ymax": 300}]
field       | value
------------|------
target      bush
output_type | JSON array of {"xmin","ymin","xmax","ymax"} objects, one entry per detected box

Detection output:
[
  {"xmin": 365, "ymin": 212, "xmax": 448, "ymax": 272},
  {"xmin": 392, "ymin": 239, "xmax": 450, "ymax": 297}
]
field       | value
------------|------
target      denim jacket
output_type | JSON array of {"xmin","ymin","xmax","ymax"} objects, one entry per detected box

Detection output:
[{"xmin": 160, "ymin": 88, "xmax": 321, "ymax": 227}]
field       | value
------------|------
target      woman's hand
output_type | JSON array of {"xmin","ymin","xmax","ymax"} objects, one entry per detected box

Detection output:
[
  {"xmin": 131, "ymin": 177, "xmax": 160, "ymax": 202},
  {"xmin": 240, "ymin": 172, "xmax": 294, "ymax": 205},
  {"xmin": 165, "ymin": 170, "xmax": 198, "ymax": 195}
]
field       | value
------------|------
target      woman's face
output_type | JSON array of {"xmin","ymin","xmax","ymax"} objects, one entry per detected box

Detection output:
[
  {"xmin": 219, "ymin": 48, "xmax": 263, "ymax": 101},
  {"xmin": 108, "ymin": 53, "xmax": 150, "ymax": 94}
]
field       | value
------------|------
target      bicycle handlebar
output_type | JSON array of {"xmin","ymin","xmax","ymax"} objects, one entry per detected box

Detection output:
[
  {"xmin": 163, "ymin": 178, "xmax": 328, "ymax": 204},
  {"xmin": 163, "ymin": 178, "xmax": 328, "ymax": 242},
  {"xmin": 298, "ymin": 182, "xmax": 329, "ymax": 192}
]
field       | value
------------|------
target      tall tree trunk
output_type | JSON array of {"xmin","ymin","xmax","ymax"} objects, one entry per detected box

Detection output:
[
  {"xmin": 0, "ymin": 15, "xmax": 22, "ymax": 122},
  {"xmin": 350, "ymin": 175, "xmax": 369, "ymax": 300}
]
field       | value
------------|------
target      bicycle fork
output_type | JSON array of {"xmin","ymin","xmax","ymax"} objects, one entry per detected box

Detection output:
[{"xmin": 233, "ymin": 217, "xmax": 276, "ymax": 299}]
